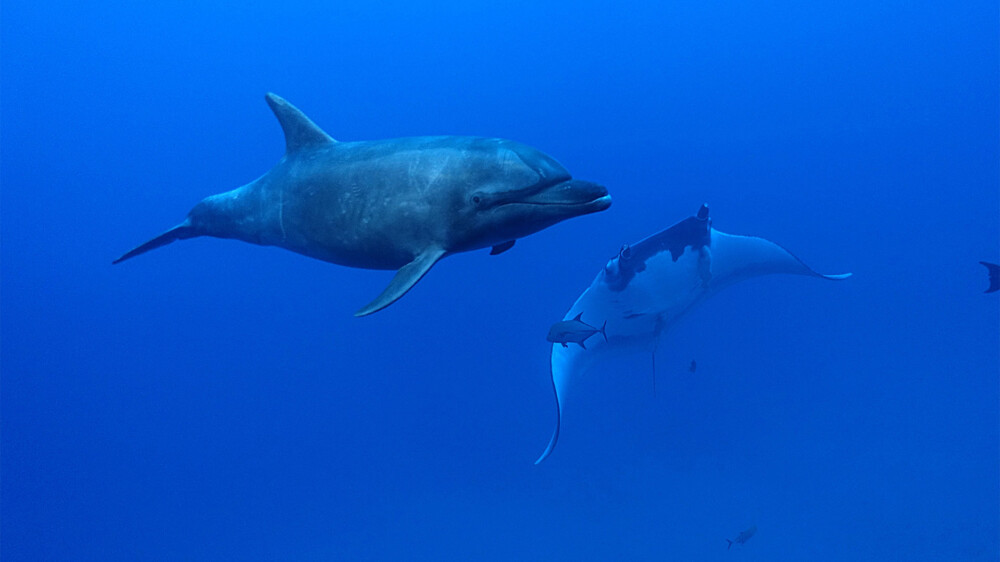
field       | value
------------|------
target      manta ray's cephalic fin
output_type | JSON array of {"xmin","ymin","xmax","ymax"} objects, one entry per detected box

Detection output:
[
  {"xmin": 264, "ymin": 93, "xmax": 336, "ymax": 154},
  {"xmin": 355, "ymin": 248, "xmax": 447, "ymax": 317}
]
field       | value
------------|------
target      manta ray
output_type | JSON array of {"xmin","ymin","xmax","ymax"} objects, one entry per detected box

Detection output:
[{"xmin": 535, "ymin": 204, "xmax": 851, "ymax": 463}]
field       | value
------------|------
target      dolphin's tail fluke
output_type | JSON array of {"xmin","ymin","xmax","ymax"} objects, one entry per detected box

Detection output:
[
  {"xmin": 727, "ymin": 539, "xmax": 733, "ymax": 550},
  {"xmin": 113, "ymin": 221, "xmax": 194, "ymax": 264},
  {"xmin": 599, "ymin": 320, "xmax": 608, "ymax": 343}
]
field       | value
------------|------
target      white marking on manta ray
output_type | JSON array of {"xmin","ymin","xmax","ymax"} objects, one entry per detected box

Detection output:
[{"xmin": 534, "ymin": 204, "xmax": 851, "ymax": 464}]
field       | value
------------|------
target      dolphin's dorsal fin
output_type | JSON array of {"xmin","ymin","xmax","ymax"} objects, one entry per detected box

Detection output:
[
  {"xmin": 265, "ymin": 93, "xmax": 335, "ymax": 154},
  {"xmin": 355, "ymin": 247, "xmax": 447, "ymax": 316},
  {"xmin": 572, "ymin": 312, "xmax": 583, "ymax": 322}
]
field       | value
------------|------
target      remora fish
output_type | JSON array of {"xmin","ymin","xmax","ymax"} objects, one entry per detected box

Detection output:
[
  {"xmin": 534, "ymin": 204, "xmax": 851, "ymax": 463},
  {"xmin": 546, "ymin": 313, "xmax": 608, "ymax": 349}
]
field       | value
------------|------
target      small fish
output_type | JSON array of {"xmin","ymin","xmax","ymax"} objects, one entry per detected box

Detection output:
[
  {"xmin": 981, "ymin": 261, "xmax": 999, "ymax": 293},
  {"xmin": 727, "ymin": 525, "xmax": 756, "ymax": 550},
  {"xmin": 546, "ymin": 313, "xmax": 608, "ymax": 350},
  {"xmin": 689, "ymin": 360, "xmax": 697, "ymax": 373}
]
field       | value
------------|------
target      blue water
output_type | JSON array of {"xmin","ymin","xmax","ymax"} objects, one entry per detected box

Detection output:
[{"xmin": 2, "ymin": 1, "xmax": 997, "ymax": 560}]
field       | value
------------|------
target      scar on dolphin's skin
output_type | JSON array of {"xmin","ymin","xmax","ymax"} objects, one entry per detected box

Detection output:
[{"xmin": 113, "ymin": 93, "xmax": 610, "ymax": 315}]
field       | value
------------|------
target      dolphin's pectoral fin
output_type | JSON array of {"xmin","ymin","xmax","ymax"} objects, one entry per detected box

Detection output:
[
  {"xmin": 354, "ymin": 248, "xmax": 447, "ymax": 316},
  {"xmin": 112, "ymin": 221, "xmax": 194, "ymax": 264},
  {"xmin": 490, "ymin": 240, "xmax": 516, "ymax": 255},
  {"xmin": 264, "ymin": 93, "xmax": 336, "ymax": 154}
]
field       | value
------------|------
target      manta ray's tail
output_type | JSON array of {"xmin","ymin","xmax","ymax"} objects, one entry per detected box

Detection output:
[
  {"xmin": 112, "ymin": 221, "xmax": 194, "ymax": 264},
  {"xmin": 534, "ymin": 416, "xmax": 560, "ymax": 465},
  {"xmin": 534, "ymin": 365, "xmax": 562, "ymax": 465}
]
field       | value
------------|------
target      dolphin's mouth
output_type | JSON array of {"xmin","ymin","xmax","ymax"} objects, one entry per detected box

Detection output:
[
  {"xmin": 506, "ymin": 180, "xmax": 611, "ymax": 211},
  {"xmin": 584, "ymin": 194, "xmax": 613, "ymax": 211}
]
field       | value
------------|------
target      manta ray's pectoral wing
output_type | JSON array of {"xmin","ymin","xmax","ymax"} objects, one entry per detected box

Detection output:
[{"xmin": 355, "ymin": 248, "xmax": 447, "ymax": 317}]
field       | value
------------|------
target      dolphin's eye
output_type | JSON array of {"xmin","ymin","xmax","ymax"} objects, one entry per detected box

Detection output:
[{"xmin": 472, "ymin": 195, "xmax": 482, "ymax": 206}]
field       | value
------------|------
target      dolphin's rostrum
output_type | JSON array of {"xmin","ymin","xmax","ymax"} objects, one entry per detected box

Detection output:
[{"xmin": 114, "ymin": 94, "xmax": 611, "ymax": 316}]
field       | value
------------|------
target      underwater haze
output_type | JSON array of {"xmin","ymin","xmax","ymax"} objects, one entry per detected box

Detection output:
[{"xmin": 2, "ymin": 0, "xmax": 998, "ymax": 560}]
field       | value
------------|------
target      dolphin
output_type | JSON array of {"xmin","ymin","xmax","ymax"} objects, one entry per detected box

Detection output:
[
  {"xmin": 727, "ymin": 525, "xmax": 757, "ymax": 549},
  {"xmin": 546, "ymin": 313, "xmax": 608, "ymax": 349},
  {"xmin": 534, "ymin": 204, "xmax": 851, "ymax": 463},
  {"xmin": 113, "ymin": 93, "xmax": 611, "ymax": 316}
]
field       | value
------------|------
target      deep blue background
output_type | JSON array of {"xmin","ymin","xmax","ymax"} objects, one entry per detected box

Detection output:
[{"xmin": 3, "ymin": 0, "xmax": 997, "ymax": 560}]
